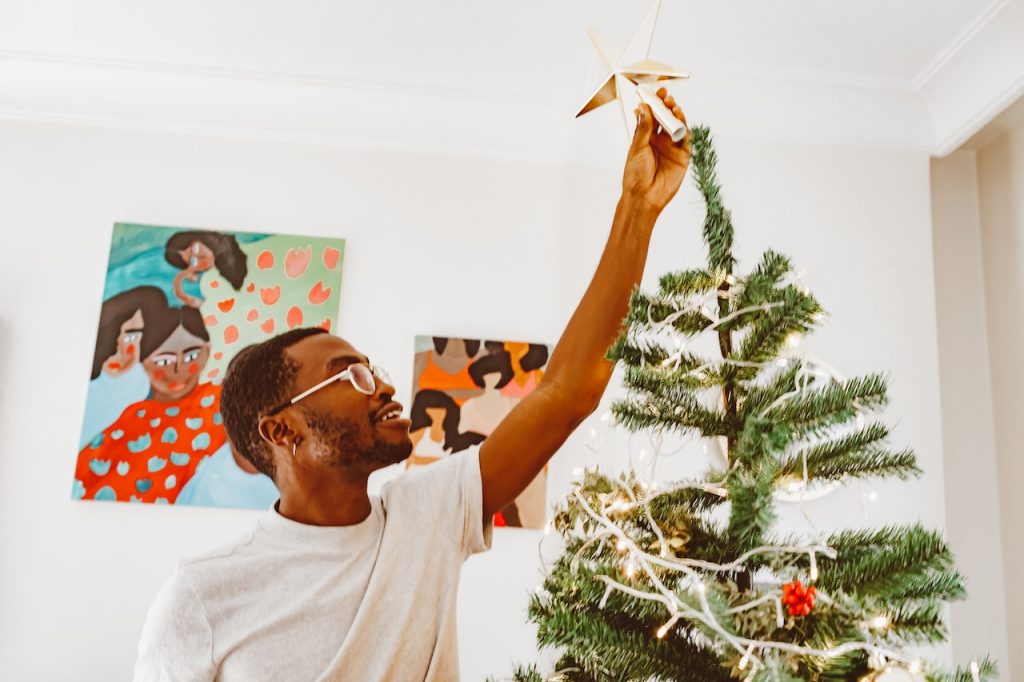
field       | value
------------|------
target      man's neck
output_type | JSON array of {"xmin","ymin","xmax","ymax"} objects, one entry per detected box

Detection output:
[{"xmin": 277, "ymin": 477, "xmax": 372, "ymax": 527}]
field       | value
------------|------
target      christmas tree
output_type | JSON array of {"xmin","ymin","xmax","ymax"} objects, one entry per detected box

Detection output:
[{"xmin": 510, "ymin": 127, "xmax": 994, "ymax": 682}]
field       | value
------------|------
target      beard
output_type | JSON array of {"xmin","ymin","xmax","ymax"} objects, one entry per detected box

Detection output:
[{"xmin": 303, "ymin": 409, "xmax": 411, "ymax": 471}]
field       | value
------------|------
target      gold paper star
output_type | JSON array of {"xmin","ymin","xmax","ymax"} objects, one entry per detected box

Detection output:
[{"xmin": 577, "ymin": 0, "xmax": 689, "ymax": 139}]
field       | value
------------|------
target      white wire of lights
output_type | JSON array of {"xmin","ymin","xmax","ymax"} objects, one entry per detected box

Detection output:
[
  {"xmin": 532, "ymin": 269, "xmax": 959, "ymax": 679},
  {"xmin": 569, "ymin": 487, "xmax": 921, "ymax": 674}
]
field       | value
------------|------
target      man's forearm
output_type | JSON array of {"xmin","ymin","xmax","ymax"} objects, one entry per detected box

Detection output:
[{"xmin": 542, "ymin": 194, "xmax": 658, "ymax": 411}]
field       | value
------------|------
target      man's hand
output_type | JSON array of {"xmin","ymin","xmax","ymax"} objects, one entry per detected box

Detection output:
[{"xmin": 621, "ymin": 88, "xmax": 692, "ymax": 217}]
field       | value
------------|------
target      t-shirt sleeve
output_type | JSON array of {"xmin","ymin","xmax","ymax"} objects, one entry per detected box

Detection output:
[
  {"xmin": 383, "ymin": 447, "xmax": 493, "ymax": 558},
  {"xmin": 133, "ymin": 566, "xmax": 217, "ymax": 682}
]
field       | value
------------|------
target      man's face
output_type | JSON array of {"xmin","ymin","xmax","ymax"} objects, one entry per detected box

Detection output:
[{"xmin": 285, "ymin": 334, "xmax": 413, "ymax": 474}]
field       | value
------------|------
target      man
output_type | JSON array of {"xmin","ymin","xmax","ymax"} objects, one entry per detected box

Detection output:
[{"xmin": 133, "ymin": 94, "xmax": 691, "ymax": 681}]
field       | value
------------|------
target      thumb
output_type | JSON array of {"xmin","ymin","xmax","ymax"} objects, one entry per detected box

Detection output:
[{"xmin": 629, "ymin": 103, "xmax": 654, "ymax": 155}]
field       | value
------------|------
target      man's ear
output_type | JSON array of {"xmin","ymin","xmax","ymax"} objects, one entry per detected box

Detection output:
[{"xmin": 257, "ymin": 413, "xmax": 300, "ymax": 450}]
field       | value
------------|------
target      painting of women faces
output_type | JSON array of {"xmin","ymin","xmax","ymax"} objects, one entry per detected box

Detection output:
[
  {"xmin": 74, "ymin": 222, "xmax": 346, "ymax": 509},
  {"xmin": 409, "ymin": 335, "xmax": 551, "ymax": 529}
]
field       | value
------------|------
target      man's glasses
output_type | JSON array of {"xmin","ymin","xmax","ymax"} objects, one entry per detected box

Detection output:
[{"xmin": 265, "ymin": 362, "xmax": 393, "ymax": 416}]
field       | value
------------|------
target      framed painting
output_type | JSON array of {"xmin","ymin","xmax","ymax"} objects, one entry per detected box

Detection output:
[
  {"xmin": 73, "ymin": 223, "xmax": 345, "ymax": 508},
  {"xmin": 409, "ymin": 335, "xmax": 551, "ymax": 528}
]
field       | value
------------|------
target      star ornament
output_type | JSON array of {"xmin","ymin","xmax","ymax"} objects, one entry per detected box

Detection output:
[{"xmin": 577, "ymin": 0, "xmax": 689, "ymax": 142}]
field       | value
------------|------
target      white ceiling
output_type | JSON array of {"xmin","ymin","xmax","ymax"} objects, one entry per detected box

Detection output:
[
  {"xmin": 0, "ymin": 0, "xmax": 999, "ymax": 89},
  {"xmin": 1, "ymin": 0, "xmax": 1021, "ymax": 158}
]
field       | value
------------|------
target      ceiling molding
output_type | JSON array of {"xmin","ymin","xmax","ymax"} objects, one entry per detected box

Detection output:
[
  {"xmin": 959, "ymin": 92, "xmax": 1024, "ymax": 150},
  {"xmin": 0, "ymin": 106, "xmax": 563, "ymax": 164},
  {"xmin": 912, "ymin": 0, "xmax": 1010, "ymax": 91},
  {"xmin": 0, "ymin": 48, "xmax": 534, "ymax": 103},
  {"xmin": 0, "ymin": 47, "xmax": 915, "ymax": 100},
  {"xmin": 0, "ymin": 47, "xmax": 937, "ymax": 162},
  {"xmin": 932, "ymin": 76, "xmax": 1024, "ymax": 156},
  {"xmin": 917, "ymin": 0, "xmax": 1024, "ymax": 156},
  {"xmin": 688, "ymin": 62, "xmax": 911, "ymax": 92},
  {"xmin": 3, "ymin": 0, "xmax": 1021, "ymax": 163}
]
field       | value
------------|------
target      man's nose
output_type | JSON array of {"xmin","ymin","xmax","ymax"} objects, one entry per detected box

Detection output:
[{"xmin": 376, "ymin": 380, "xmax": 396, "ymax": 402}]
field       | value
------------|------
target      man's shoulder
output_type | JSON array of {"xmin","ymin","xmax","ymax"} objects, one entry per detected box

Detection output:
[
  {"xmin": 382, "ymin": 449, "xmax": 478, "ymax": 501},
  {"xmin": 175, "ymin": 524, "xmax": 266, "ymax": 597}
]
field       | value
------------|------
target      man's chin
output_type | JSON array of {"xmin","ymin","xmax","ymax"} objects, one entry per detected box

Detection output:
[
  {"xmin": 364, "ymin": 439, "xmax": 413, "ymax": 470},
  {"xmin": 391, "ymin": 440, "xmax": 414, "ymax": 465}
]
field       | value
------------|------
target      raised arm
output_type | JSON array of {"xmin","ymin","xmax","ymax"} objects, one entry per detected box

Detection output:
[{"xmin": 480, "ymin": 96, "xmax": 691, "ymax": 519}]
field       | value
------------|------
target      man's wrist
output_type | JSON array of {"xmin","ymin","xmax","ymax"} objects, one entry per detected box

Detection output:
[{"xmin": 618, "ymin": 192, "xmax": 661, "ymax": 228}]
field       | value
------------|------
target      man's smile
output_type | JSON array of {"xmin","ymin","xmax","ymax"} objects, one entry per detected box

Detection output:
[{"xmin": 374, "ymin": 401, "xmax": 411, "ymax": 429}]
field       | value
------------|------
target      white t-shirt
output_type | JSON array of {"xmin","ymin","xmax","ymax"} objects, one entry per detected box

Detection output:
[{"xmin": 133, "ymin": 448, "xmax": 493, "ymax": 681}]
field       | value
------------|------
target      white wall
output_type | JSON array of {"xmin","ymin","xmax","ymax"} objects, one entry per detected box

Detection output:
[
  {"xmin": 976, "ymin": 117, "xmax": 1024, "ymax": 679},
  {"xmin": 930, "ymin": 151, "xmax": 1011, "ymax": 676},
  {"xmin": 931, "ymin": 108, "xmax": 1024, "ymax": 681},
  {"xmin": 0, "ymin": 118, "xmax": 952, "ymax": 680}
]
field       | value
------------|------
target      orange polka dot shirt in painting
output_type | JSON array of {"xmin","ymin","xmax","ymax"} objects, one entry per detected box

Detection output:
[{"xmin": 73, "ymin": 382, "xmax": 225, "ymax": 504}]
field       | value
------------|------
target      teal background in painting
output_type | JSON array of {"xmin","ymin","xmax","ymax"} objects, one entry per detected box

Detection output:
[{"xmin": 103, "ymin": 223, "xmax": 270, "ymax": 302}]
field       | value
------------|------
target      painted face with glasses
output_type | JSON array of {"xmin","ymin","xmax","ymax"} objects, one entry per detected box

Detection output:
[{"xmin": 259, "ymin": 334, "xmax": 414, "ymax": 471}]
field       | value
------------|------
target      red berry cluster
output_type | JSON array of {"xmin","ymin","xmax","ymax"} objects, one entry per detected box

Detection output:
[{"xmin": 781, "ymin": 580, "xmax": 817, "ymax": 617}]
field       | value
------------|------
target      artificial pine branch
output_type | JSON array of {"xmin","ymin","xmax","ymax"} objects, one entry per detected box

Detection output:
[{"xmin": 657, "ymin": 268, "xmax": 719, "ymax": 298}]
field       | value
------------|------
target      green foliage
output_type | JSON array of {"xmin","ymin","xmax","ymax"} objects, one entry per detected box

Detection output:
[
  {"xmin": 690, "ymin": 126, "xmax": 736, "ymax": 274},
  {"xmin": 508, "ymin": 126, "xmax": 993, "ymax": 682}
]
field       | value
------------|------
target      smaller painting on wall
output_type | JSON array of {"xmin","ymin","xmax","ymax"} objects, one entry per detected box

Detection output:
[{"xmin": 409, "ymin": 335, "xmax": 551, "ymax": 529}]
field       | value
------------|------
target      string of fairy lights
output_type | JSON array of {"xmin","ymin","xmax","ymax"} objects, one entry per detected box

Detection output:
[{"xmin": 533, "ymin": 270, "xmax": 982, "ymax": 681}]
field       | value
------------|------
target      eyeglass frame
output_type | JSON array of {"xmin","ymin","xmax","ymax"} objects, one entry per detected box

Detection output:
[{"xmin": 263, "ymin": 361, "xmax": 392, "ymax": 417}]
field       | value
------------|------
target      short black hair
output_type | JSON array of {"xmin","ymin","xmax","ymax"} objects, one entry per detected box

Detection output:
[
  {"xmin": 432, "ymin": 336, "xmax": 480, "ymax": 358},
  {"xmin": 409, "ymin": 389, "xmax": 461, "ymax": 436},
  {"xmin": 220, "ymin": 327, "xmax": 328, "ymax": 480},
  {"xmin": 165, "ymin": 230, "xmax": 249, "ymax": 290},
  {"xmin": 409, "ymin": 389, "xmax": 485, "ymax": 454},
  {"xmin": 468, "ymin": 350, "xmax": 515, "ymax": 389},
  {"xmin": 519, "ymin": 343, "xmax": 549, "ymax": 372},
  {"xmin": 90, "ymin": 286, "xmax": 168, "ymax": 379}
]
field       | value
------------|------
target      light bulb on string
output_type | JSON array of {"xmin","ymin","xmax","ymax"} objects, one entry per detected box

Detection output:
[
  {"xmin": 738, "ymin": 644, "xmax": 755, "ymax": 671},
  {"xmin": 656, "ymin": 615, "xmax": 679, "ymax": 639},
  {"xmin": 868, "ymin": 614, "xmax": 890, "ymax": 630}
]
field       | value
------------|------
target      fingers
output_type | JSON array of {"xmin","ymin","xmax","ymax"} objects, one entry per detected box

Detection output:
[
  {"xmin": 652, "ymin": 130, "xmax": 691, "ymax": 165},
  {"xmin": 655, "ymin": 86, "xmax": 676, "ymax": 111},
  {"xmin": 629, "ymin": 103, "xmax": 655, "ymax": 155},
  {"xmin": 655, "ymin": 86, "xmax": 688, "ymax": 147}
]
